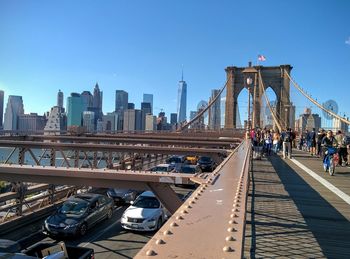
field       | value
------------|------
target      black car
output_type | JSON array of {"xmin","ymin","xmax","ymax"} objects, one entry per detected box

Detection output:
[
  {"xmin": 197, "ymin": 156, "xmax": 216, "ymax": 172},
  {"xmin": 106, "ymin": 188, "xmax": 140, "ymax": 205},
  {"xmin": 166, "ymin": 155, "xmax": 185, "ymax": 164},
  {"xmin": 43, "ymin": 193, "xmax": 113, "ymax": 237},
  {"xmin": 175, "ymin": 165, "xmax": 202, "ymax": 187}
]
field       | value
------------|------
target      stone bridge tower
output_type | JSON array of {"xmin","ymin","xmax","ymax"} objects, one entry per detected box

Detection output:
[{"xmin": 224, "ymin": 63, "xmax": 293, "ymax": 130}]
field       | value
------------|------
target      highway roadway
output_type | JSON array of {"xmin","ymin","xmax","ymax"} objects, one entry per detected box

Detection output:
[{"xmin": 0, "ymin": 185, "xmax": 194, "ymax": 259}]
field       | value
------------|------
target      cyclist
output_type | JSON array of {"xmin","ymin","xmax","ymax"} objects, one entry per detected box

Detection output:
[{"xmin": 321, "ymin": 130, "xmax": 338, "ymax": 163}]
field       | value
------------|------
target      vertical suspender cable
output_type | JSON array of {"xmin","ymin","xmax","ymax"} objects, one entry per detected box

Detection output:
[
  {"xmin": 258, "ymin": 71, "xmax": 283, "ymax": 132},
  {"xmin": 284, "ymin": 70, "xmax": 350, "ymax": 126}
]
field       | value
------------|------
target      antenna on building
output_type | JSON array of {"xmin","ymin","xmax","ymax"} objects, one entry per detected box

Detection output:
[{"xmin": 181, "ymin": 65, "xmax": 184, "ymax": 81}]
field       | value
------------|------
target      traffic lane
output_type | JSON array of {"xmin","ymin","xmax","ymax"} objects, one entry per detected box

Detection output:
[
  {"xmin": 0, "ymin": 185, "xmax": 195, "ymax": 257},
  {"xmin": 0, "ymin": 205, "xmax": 126, "ymax": 250},
  {"xmin": 79, "ymin": 222, "xmax": 154, "ymax": 259},
  {"xmin": 77, "ymin": 185, "xmax": 196, "ymax": 258}
]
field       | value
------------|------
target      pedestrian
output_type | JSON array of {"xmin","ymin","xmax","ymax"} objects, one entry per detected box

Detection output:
[
  {"xmin": 309, "ymin": 128, "xmax": 317, "ymax": 156},
  {"xmin": 317, "ymin": 129, "xmax": 326, "ymax": 158},
  {"xmin": 335, "ymin": 130, "xmax": 348, "ymax": 166},
  {"xmin": 272, "ymin": 131, "xmax": 280, "ymax": 154},
  {"xmin": 282, "ymin": 128, "xmax": 292, "ymax": 159}
]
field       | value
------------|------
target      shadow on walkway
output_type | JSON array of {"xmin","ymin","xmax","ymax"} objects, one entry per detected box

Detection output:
[{"xmin": 246, "ymin": 155, "xmax": 350, "ymax": 259}]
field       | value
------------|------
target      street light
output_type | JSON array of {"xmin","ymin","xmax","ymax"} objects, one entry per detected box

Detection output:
[
  {"xmin": 242, "ymin": 63, "xmax": 258, "ymax": 130},
  {"xmin": 246, "ymin": 77, "xmax": 253, "ymax": 130}
]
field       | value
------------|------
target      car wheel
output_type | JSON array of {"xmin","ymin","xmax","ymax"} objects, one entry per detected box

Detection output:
[
  {"xmin": 79, "ymin": 223, "xmax": 87, "ymax": 236},
  {"xmin": 156, "ymin": 218, "xmax": 163, "ymax": 230},
  {"xmin": 107, "ymin": 208, "xmax": 113, "ymax": 219}
]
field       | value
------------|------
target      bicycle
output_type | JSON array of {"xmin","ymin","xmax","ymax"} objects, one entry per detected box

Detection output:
[{"xmin": 323, "ymin": 146, "xmax": 339, "ymax": 176}]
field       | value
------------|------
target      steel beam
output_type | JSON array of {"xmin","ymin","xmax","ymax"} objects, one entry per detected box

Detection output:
[
  {"xmin": 147, "ymin": 183, "xmax": 183, "ymax": 215},
  {"xmin": 135, "ymin": 141, "xmax": 251, "ymax": 259},
  {"xmin": 0, "ymin": 165, "xmax": 199, "ymax": 190},
  {"xmin": 0, "ymin": 140, "xmax": 229, "ymax": 158}
]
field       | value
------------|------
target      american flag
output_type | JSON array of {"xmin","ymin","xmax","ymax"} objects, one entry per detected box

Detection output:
[{"xmin": 258, "ymin": 55, "xmax": 266, "ymax": 61}]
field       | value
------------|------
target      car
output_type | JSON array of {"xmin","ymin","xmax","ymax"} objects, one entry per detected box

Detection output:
[
  {"xmin": 106, "ymin": 188, "xmax": 140, "ymax": 205},
  {"xmin": 148, "ymin": 164, "xmax": 175, "ymax": 173},
  {"xmin": 176, "ymin": 164, "xmax": 202, "ymax": 174},
  {"xmin": 197, "ymin": 156, "xmax": 216, "ymax": 172},
  {"xmin": 175, "ymin": 165, "xmax": 202, "ymax": 187},
  {"xmin": 43, "ymin": 193, "xmax": 114, "ymax": 237},
  {"xmin": 0, "ymin": 239, "xmax": 21, "ymax": 253},
  {"xmin": 121, "ymin": 191, "xmax": 168, "ymax": 231},
  {"xmin": 185, "ymin": 155, "xmax": 198, "ymax": 165},
  {"xmin": 166, "ymin": 155, "xmax": 185, "ymax": 164}
]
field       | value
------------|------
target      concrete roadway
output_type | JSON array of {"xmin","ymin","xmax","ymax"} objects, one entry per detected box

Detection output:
[{"xmin": 0, "ymin": 185, "xmax": 194, "ymax": 259}]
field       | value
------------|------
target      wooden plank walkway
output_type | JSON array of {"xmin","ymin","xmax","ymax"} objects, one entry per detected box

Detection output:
[{"xmin": 244, "ymin": 150, "xmax": 350, "ymax": 258}]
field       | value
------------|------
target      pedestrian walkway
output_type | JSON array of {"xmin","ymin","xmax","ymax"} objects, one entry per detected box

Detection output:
[{"xmin": 244, "ymin": 150, "xmax": 350, "ymax": 258}]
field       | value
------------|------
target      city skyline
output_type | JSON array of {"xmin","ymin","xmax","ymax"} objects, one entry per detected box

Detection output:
[{"xmin": 0, "ymin": 1, "xmax": 349, "ymax": 122}]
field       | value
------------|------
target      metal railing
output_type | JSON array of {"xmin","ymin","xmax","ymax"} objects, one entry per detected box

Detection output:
[{"xmin": 135, "ymin": 140, "xmax": 251, "ymax": 258}]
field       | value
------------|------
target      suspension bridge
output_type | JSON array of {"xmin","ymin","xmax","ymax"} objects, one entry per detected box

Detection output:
[{"xmin": 0, "ymin": 63, "xmax": 349, "ymax": 258}]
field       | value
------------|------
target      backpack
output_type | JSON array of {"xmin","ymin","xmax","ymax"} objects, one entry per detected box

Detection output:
[{"xmin": 283, "ymin": 132, "xmax": 291, "ymax": 142}]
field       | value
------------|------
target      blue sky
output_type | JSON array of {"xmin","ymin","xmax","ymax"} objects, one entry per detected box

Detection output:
[{"xmin": 0, "ymin": 0, "xmax": 349, "ymax": 124}]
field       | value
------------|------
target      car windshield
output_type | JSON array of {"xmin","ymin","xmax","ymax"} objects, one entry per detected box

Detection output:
[
  {"xmin": 168, "ymin": 157, "xmax": 181, "ymax": 163},
  {"xmin": 152, "ymin": 166, "xmax": 168, "ymax": 172},
  {"xmin": 59, "ymin": 200, "xmax": 88, "ymax": 215},
  {"xmin": 200, "ymin": 157, "xmax": 211, "ymax": 162},
  {"xmin": 180, "ymin": 167, "xmax": 196, "ymax": 174},
  {"xmin": 133, "ymin": 196, "xmax": 160, "ymax": 209}
]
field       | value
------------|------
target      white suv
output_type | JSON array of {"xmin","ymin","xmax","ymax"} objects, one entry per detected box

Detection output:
[{"xmin": 121, "ymin": 191, "xmax": 167, "ymax": 231}]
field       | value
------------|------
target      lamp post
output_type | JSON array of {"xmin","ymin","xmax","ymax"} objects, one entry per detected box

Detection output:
[
  {"xmin": 246, "ymin": 77, "xmax": 253, "ymax": 130},
  {"xmin": 243, "ymin": 63, "xmax": 258, "ymax": 131}
]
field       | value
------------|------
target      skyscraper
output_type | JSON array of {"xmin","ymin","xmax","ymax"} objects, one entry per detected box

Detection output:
[
  {"xmin": 128, "ymin": 103, "xmax": 135, "ymax": 110},
  {"xmin": 170, "ymin": 113, "xmax": 177, "ymax": 125},
  {"xmin": 44, "ymin": 106, "xmax": 67, "ymax": 134},
  {"xmin": 209, "ymin": 89, "xmax": 221, "ymax": 130},
  {"xmin": 115, "ymin": 90, "xmax": 128, "ymax": 112},
  {"xmin": 93, "ymin": 83, "xmax": 103, "ymax": 121},
  {"xmin": 141, "ymin": 102, "xmax": 152, "ymax": 130},
  {"xmin": 57, "ymin": 89, "xmax": 64, "ymax": 108},
  {"xmin": 177, "ymin": 72, "xmax": 187, "ymax": 123},
  {"xmin": 115, "ymin": 90, "xmax": 128, "ymax": 130},
  {"xmin": 0, "ymin": 90, "xmax": 4, "ymax": 129},
  {"xmin": 4, "ymin": 95, "xmax": 24, "ymax": 130},
  {"xmin": 93, "ymin": 83, "xmax": 103, "ymax": 110},
  {"xmin": 18, "ymin": 113, "xmax": 46, "ymax": 132},
  {"xmin": 143, "ymin": 94, "xmax": 153, "ymax": 114},
  {"xmin": 81, "ymin": 91, "xmax": 93, "ymax": 111},
  {"xmin": 67, "ymin": 93, "xmax": 84, "ymax": 127},
  {"xmin": 83, "ymin": 111, "xmax": 95, "ymax": 133},
  {"xmin": 123, "ymin": 109, "xmax": 136, "ymax": 132},
  {"xmin": 145, "ymin": 114, "xmax": 157, "ymax": 131}
]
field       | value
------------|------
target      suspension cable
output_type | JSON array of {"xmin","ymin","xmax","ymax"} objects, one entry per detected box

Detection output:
[
  {"xmin": 258, "ymin": 71, "xmax": 283, "ymax": 132},
  {"xmin": 284, "ymin": 70, "xmax": 350, "ymax": 126},
  {"xmin": 178, "ymin": 78, "xmax": 229, "ymax": 131}
]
